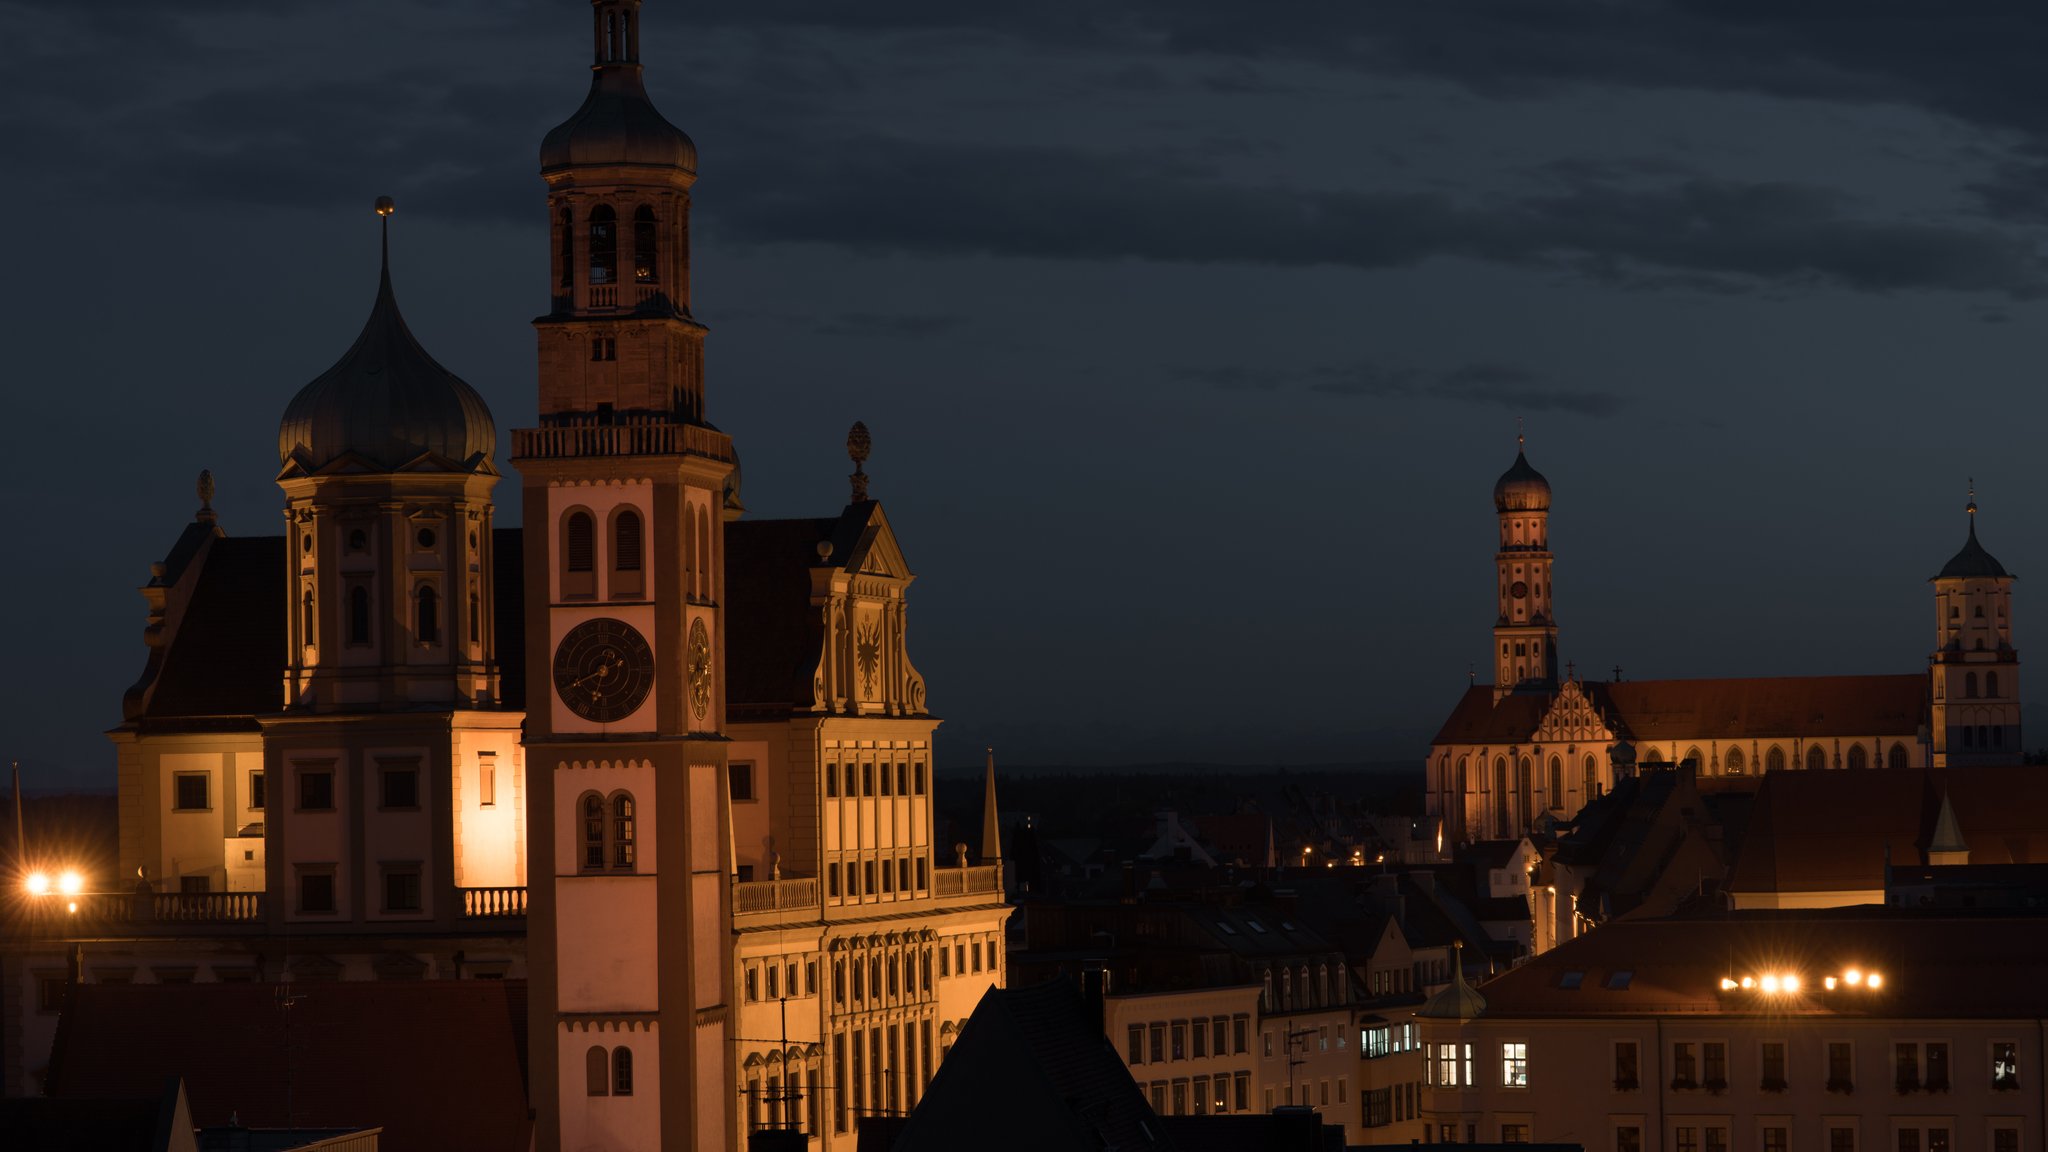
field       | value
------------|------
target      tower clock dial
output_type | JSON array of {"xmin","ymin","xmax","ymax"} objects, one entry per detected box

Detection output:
[
  {"xmin": 1510, "ymin": 580, "xmax": 1529, "ymax": 599},
  {"xmin": 553, "ymin": 617, "xmax": 655, "ymax": 723},
  {"xmin": 687, "ymin": 618, "xmax": 712, "ymax": 719}
]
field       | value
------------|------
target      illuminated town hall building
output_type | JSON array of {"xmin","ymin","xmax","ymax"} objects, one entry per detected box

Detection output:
[
  {"xmin": 1428, "ymin": 441, "xmax": 2021, "ymax": 844},
  {"xmin": 17, "ymin": 1, "xmax": 1011, "ymax": 1146}
]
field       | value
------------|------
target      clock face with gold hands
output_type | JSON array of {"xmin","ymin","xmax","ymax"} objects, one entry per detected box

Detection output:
[
  {"xmin": 687, "ymin": 618, "xmax": 711, "ymax": 719},
  {"xmin": 553, "ymin": 617, "xmax": 655, "ymax": 723}
]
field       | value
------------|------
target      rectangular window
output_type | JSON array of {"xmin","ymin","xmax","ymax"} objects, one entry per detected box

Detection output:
[
  {"xmin": 1831, "ymin": 1128, "xmax": 1856, "ymax": 1152},
  {"xmin": 1677, "ymin": 1127, "xmax": 1699, "ymax": 1152},
  {"xmin": 1673, "ymin": 1042, "xmax": 1699, "ymax": 1088},
  {"xmin": 971, "ymin": 941, "xmax": 982, "ymax": 973},
  {"xmin": 1503, "ymin": 1124, "xmax": 1528, "ymax": 1143},
  {"xmin": 180, "ymin": 875, "xmax": 210, "ymax": 894},
  {"xmin": 1704, "ymin": 1042, "xmax": 1727, "ymax": 1088},
  {"xmin": 1171, "ymin": 1021, "xmax": 1187, "ymax": 1061},
  {"xmin": 1762, "ymin": 1041, "xmax": 1788, "ymax": 1089},
  {"xmin": 1233, "ymin": 1015, "xmax": 1249, "ymax": 1054},
  {"xmin": 1994, "ymin": 1041, "xmax": 2021, "ymax": 1090},
  {"xmin": 1925, "ymin": 1041, "xmax": 1949, "ymax": 1090},
  {"xmin": 1233, "ymin": 1071, "xmax": 1248, "ymax": 1112},
  {"xmin": 1149, "ymin": 1024, "xmax": 1165, "ymax": 1063},
  {"xmin": 1617, "ymin": 1127, "xmax": 1642, "ymax": 1152},
  {"xmin": 1128, "ymin": 1025, "xmax": 1144, "ymax": 1065},
  {"xmin": 1192, "ymin": 1020, "xmax": 1207, "ymax": 1059},
  {"xmin": 1900, "ymin": 1131, "xmax": 1921, "ymax": 1152},
  {"xmin": 879, "ymin": 763, "xmax": 892, "ymax": 797},
  {"xmin": 729, "ymin": 762, "xmax": 755, "ymax": 802},
  {"xmin": 249, "ymin": 771, "xmax": 266, "ymax": 811},
  {"xmin": 380, "ymin": 762, "xmax": 419, "ymax": 809},
  {"xmin": 862, "ymin": 765, "xmax": 873, "ymax": 796},
  {"xmin": 914, "ymin": 763, "xmax": 926, "ymax": 794},
  {"xmin": 896, "ymin": 764, "xmax": 908, "ymax": 794},
  {"xmin": 1764, "ymin": 1128, "xmax": 1788, "ymax": 1152},
  {"xmin": 1896, "ymin": 1042, "xmax": 1922, "ymax": 1093},
  {"xmin": 298, "ymin": 766, "xmax": 335, "ymax": 812},
  {"xmin": 1211, "ymin": 1017, "xmax": 1227, "ymax": 1056},
  {"xmin": 1615, "ymin": 1040, "xmax": 1641, "ymax": 1089},
  {"xmin": 297, "ymin": 866, "xmax": 336, "ymax": 914},
  {"xmin": 478, "ymin": 753, "xmax": 496, "ymax": 807},
  {"xmin": 1191, "ymin": 1076, "xmax": 1208, "ymax": 1115},
  {"xmin": 915, "ymin": 857, "xmax": 928, "ymax": 890},
  {"xmin": 898, "ymin": 858, "xmax": 911, "ymax": 892},
  {"xmin": 1502, "ymin": 1041, "xmax": 1528, "ymax": 1086},
  {"xmin": 1171, "ymin": 1080, "xmax": 1187, "ymax": 1116},
  {"xmin": 1436, "ymin": 1042, "xmax": 1462, "ymax": 1087},
  {"xmin": 865, "ymin": 861, "xmax": 876, "ymax": 895},
  {"xmin": 174, "ymin": 772, "xmax": 210, "ymax": 811},
  {"xmin": 1993, "ymin": 1129, "xmax": 2019, "ymax": 1152},
  {"xmin": 826, "ymin": 764, "xmax": 838, "ymax": 798},
  {"xmin": 1707, "ymin": 1127, "xmax": 1727, "ymax": 1152},
  {"xmin": 1829, "ymin": 1041, "xmax": 1854, "ymax": 1091},
  {"xmin": 381, "ymin": 863, "xmax": 421, "ymax": 913}
]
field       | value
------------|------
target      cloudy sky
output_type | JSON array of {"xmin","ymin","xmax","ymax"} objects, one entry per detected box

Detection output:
[{"xmin": 5, "ymin": 1, "xmax": 2048, "ymax": 788}]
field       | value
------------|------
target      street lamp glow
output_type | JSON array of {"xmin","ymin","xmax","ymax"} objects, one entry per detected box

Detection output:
[
  {"xmin": 1843, "ymin": 968, "xmax": 1862, "ymax": 986},
  {"xmin": 57, "ymin": 871, "xmax": 83, "ymax": 896},
  {"xmin": 1825, "ymin": 976, "xmax": 1838, "ymax": 990},
  {"xmin": 1866, "ymin": 972, "xmax": 1883, "ymax": 989},
  {"xmin": 1781, "ymin": 974, "xmax": 1800, "ymax": 993},
  {"xmin": 1720, "ymin": 977, "xmax": 1737, "ymax": 991},
  {"xmin": 1760, "ymin": 974, "xmax": 1780, "ymax": 993}
]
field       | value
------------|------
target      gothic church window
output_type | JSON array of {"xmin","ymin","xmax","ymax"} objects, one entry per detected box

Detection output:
[
  {"xmin": 1807, "ymin": 745, "xmax": 1826, "ymax": 771},
  {"xmin": 1765, "ymin": 746, "xmax": 1786, "ymax": 773},
  {"xmin": 1724, "ymin": 746, "xmax": 1745, "ymax": 774},
  {"xmin": 1685, "ymin": 747, "xmax": 1704, "ymax": 772},
  {"xmin": 1848, "ymin": 744, "xmax": 1869, "ymax": 771},
  {"xmin": 1889, "ymin": 743, "xmax": 1909, "ymax": 769},
  {"xmin": 1584, "ymin": 755, "xmax": 1598, "ymax": 799},
  {"xmin": 1548, "ymin": 756, "xmax": 1562, "ymax": 806}
]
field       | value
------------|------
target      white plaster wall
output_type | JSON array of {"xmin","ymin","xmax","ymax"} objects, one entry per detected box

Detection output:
[
  {"xmin": 281, "ymin": 748, "xmax": 349, "ymax": 920},
  {"xmin": 553, "ymin": 759, "xmax": 659, "ymax": 874},
  {"xmin": 159, "ymin": 751, "xmax": 227, "ymax": 886},
  {"xmin": 362, "ymin": 742, "xmax": 434, "ymax": 920},
  {"xmin": 557, "ymin": 1025, "xmax": 660, "ymax": 1152},
  {"xmin": 557, "ymin": 876, "xmax": 660, "ymax": 1011},
  {"xmin": 453, "ymin": 726, "xmax": 525, "ymax": 888},
  {"xmin": 729, "ymin": 737, "xmax": 773, "ymax": 874}
]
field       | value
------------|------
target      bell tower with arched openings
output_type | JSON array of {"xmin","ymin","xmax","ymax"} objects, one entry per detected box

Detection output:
[
  {"xmin": 515, "ymin": 3, "xmax": 735, "ymax": 1150},
  {"xmin": 1491, "ymin": 433, "xmax": 1559, "ymax": 701},
  {"xmin": 1930, "ymin": 484, "xmax": 2021, "ymax": 767}
]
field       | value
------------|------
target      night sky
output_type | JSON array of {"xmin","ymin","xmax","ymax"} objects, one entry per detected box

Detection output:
[{"xmin": 6, "ymin": 2, "xmax": 2048, "ymax": 789}]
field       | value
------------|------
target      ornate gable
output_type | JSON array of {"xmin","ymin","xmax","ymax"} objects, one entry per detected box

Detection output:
[{"xmin": 1533, "ymin": 679, "xmax": 1614, "ymax": 746}]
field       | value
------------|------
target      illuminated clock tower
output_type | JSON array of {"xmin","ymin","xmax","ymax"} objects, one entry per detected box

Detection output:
[
  {"xmin": 1491, "ymin": 435, "xmax": 1558, "ymax": 699},
  {"xmin": 514, "ymin": 3, "xmax": 734, "ymax": 1150}
]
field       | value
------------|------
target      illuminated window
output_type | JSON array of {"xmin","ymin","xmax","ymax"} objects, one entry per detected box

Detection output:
[
  {"xmin": 634, "ymin": 205, "xmax": 658, "ymax": 284},
  {"xmin": 1993, "ymin": 1040, "xmax": 2021, "ymax": 1090},
  {"xmin": 1502, "ymin": 1042, "xmax": 1528, "ymax": 1087},
  {"xmin": 1725, "ymin": 746, "xmax": 1746, "ymax": 774}
]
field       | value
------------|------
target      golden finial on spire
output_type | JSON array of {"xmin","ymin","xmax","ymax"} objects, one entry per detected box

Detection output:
[
  {"xmin": 1968, "ymin": 477, "xmax": 1977, "ymax": 521},
  {"xmin": 1516, "ymin": 416, "xmax": 1525, "ymax": 451}
]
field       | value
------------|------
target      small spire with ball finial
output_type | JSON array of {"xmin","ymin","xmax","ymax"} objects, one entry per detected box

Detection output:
[
  {"xmin": 847, "ymin": 421, "xmax": 872, "ymax": 503},
  {"xmin": 1968, "ymin": 477, "xmax": 1978, "ymax": 527},
  {"xmin": 196, "ymin": 469, "xmax": 216, "ymax": 524},
  {"xmin": 374, "ymin": 196, "xmax": 396, "ymax": 272}
]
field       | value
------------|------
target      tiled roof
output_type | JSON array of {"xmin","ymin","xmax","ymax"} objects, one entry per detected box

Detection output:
[
  {"xmin": 1430, "ymin": 687, "xmax": 1551, "ymax": 745},
  {"xmin": 1473, "ymin": 909, "xmax": 2048, "ymax": 1018},
  {"xmin": 723, "ymin": 514, "xmax": 841, "ymax": 714},
  {"xmin": 46, "ymin": 980, "xmax": 530, "ymax": 1152},
  {"xmin": 1588, "ymin": 674, "xmax": 1925, "ymax": 742},
  {"xmin": 1728, "ymin": 766, "xmax": 2048, "ymax": 896}
]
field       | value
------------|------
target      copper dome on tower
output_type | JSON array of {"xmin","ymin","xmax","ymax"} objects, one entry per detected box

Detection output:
[
  {"xmin": 1493, "ymin": 443, "xmax": 1551, "ymax": 512},
  {"xmin": 1936, "ymin": 495, "xmax": 2011, "ymax": 581},
  {"xmin": 540, "ymin": 1, "xmax": 696, "ymax": 173},
  {"xmin": 277, "ymin": 204, "xmax": 496, "ymax": 473}
]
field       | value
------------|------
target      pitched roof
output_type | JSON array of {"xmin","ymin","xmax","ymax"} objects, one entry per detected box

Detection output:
[
  {"xmin": 1474, "ymin": 909, "xmax": 2048, "ymax": 1019},
  {"xmin": 1728, "ymin": 766, "xmax": 2048, "ymax": 897},
  {"xmin": 0, "ymin": 1088, "xmax": 187, "ymax": 1152},
  {"xmin": 1430, "ymin": 687, "xmax": 1551, "ymax": 745},
  {"xmin": 46, "ymin": 980, "xmax": 530, "ymax": 1152},
  {"xmin": 723, "ymin": 514, "xmax": 840, "ymax": 714},
  {"xmin": 1936, "ymin": 519, "xmax": 2010, "ymax": 580},
  {"xmin": 1588, "ymin": 675, "xmax": 1925, "ymax": 742},
  {"xmin": 893, "ymin": 979, "xmax": 1171, "ymax": 1152}
]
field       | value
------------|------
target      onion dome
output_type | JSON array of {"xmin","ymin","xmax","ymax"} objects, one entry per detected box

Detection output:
[
  {"xmin": 1493, "ymin": 438, "xmax": 1551, "ymax": 513},
  {"xmin": 1935, "ymin": 490, "xmax": 2010, "ymax": 580},
  {"xmin": 277, "ymin": 201, "xmax": 495, "ymax": 473},
  {"xmin": 540, "ymin": 2, "xmax": 695, "ymax": 173},
  {"xmin": 1416, "ymin": 943, "xmax": 1488, "ymax": 1021}
]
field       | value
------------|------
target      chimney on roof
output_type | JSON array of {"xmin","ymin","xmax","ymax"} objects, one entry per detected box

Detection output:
[{"xmin": 1080, "ymin": 963, "xmax": 1110, "ymax": 1036}]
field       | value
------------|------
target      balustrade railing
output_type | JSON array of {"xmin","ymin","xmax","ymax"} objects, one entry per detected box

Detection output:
[
  {"xmin": 512, "ymin": 418, "xmax": 733, "ymax": 462},
  {"xmin": 733, "ymin": 876, "xmax": 819, "ymax": 914},
  {"xmin": 931, "ymin": 865, "xmax": 1001, "ymax": 897},
  {"xmin": 151, "ymin": 890, "xmax": 263, "ymax": 921},
  {"xmin": 461, "ymin": 886, "xmax": 528, "ymax": 917}
]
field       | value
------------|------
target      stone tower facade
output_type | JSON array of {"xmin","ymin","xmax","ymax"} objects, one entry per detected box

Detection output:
[
  {"xmin": 1930, "ymin": 491, "xmax": 2021, "ymax": 767},
  {"xmin": 515, "ymin": 3, "xmax": 735, "ymax": 1149},
  {"xmin": 1491, "ymin": 437, "xmax": 1558, "ymax": 700}
]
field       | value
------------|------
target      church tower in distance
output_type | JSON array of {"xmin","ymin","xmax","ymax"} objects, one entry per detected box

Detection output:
[
  {"xmin": 514, "ymin": 3, "xmax": 735, "ymax": 1149},
  {"xmin": 1491, "ymin": 435, "xmax": 1559, "ymax": 700},
  {"xmin": 1930, "ymin": 487, "xmax": 2020, "ymax": 767}
]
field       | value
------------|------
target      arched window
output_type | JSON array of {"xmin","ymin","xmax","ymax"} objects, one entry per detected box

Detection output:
[
  {"xmin": 581, "ymin": 792, "xmax": 606, "ymax": 872},
  {"xmin": 559, "ymin": 208, "xmax": 573, "ymax": 290},
  {"xmin": 415, "ymin": 585, "xmax": 438, "ymax": 645},
  {"xmin": 1725, "ymin": 746, "xmax": 1745, "ymax": 774},
  {"xmin": 1684, "ymin": 747, "xmax": 1705, "ymax": 772},
  {"xmin": 634, "ymin": 205, "xmax": 659, "ymax": 284},
  {"xmin": 1765, "ymin": 746, "xmax": 1786, "ymax": 772},
  {"xmin": 613, "ymin": 1047, "xmax": 634, "ymax": 1096},
  {"xmin": 1547, "ymin": 756, "xmax": 1562, "ymax": 810},
  {"xmin": 586, "ymin": 1045, "xmax": 610, "ymax": 1096},
  {"xmin": 611, "ymin": 508, "xmax": 644, "ymax": 598},
  {"xmin": 1516, "ymin": 756, "xmax": 1533, "ymax": 831},
  {"xmin": 1848, "ymin": 744, "xmax": 1869, "ymax": 771},
  {"xmin": 589, "ymin": 206, "xmax": 617, "ymax": 286},
  {"xmin": 1583, "ymin": 755, "xmax": 1598, "ymax": 800},
  {"xmin": 469, "ymin": 579, "xmax": 480, "ymax": 641},
  {"xmin": 1492, "ymin": 758, "xmax": 1509, "ymax": 837},
  {"xmin": 612, "ymin": 792, "xmax": 636, "ymax": 869},
  {"xmin": 1967, "ymin": 672, "xmax": 1979, "ymax": 699},
  {"xmin": 302, "ymin": 589, "xmax": 317, "ymax": 645},
  {"xmin": 1964, "ymin": 726, "xmax": 1975, "ymax": 748},
  {"xmin": 1806, "ymin": 745, "xmax": 1826, "ymax": 771},
  {"xmin": 348, "ymin": 586, "xmax": 371, "ymax": 645},
  {"xmin": 1641, "ymin": 748, "xmax": 1666, "ymax": 765},
  {"xmin": 1988, "ymin": 671, "xmax": 2001, "ymax": 699},
  {"xmin": 1888, "ymin": 743, "xmax": 1909, "ymax": 769},
  {"xmin": 563, "ymin": 510, "xmax": 595, "ymax": 598}
]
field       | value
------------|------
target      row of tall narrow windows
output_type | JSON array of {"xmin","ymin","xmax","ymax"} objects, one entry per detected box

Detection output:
[
  {"xmin": 580, "ymin": 790, "xmax": 637, "ymax": 872},
  {"xmin": 1964, "ymin": 671, "xmax": 2002, "ymax": 698},
  {"xmin": 560, "ymin": 205, "xmax": 662, "ymax": 290}
]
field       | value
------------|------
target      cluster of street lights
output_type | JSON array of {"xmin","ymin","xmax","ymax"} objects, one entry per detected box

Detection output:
[
  {"xmin": 1718, "ymin": 967, "xmax": 1885, "ymax": 994},
  {"xmin": 23, "ymin": 868, "xmax": 84, "ymax": 913}
]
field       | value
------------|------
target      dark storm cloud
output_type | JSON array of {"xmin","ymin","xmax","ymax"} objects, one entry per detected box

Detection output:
[{"xmin": 1188, "ymin": 362, "xmax": 1626, "ymax": 417}]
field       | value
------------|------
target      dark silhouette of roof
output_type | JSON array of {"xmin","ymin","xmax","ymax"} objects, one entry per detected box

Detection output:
[
  {"xmin": 891, "ymin": 979, "xmax": 1171, "ymax": 1152},
  {"xmin": 1433, "ymin": 675, "xmax": 1926, "ymax": 746},
  {"xmin": 1936, "ymin": 518, "xmax": 2010, "ymax": 580},
  {"xmin": 723, "ymin": 515, "xmax": 840, "ymax": 713},
  {"xmin": 277, "ymin": 257, "xmax": 494, "ymax": 474},
  {"xmin": 46, "ymin": 980, "xmax": 530, "ymax": 1152},
  {"xmin": 540, "ymin": 7, "xmax": 695, "ymax": 173},
  {"xmin": 0, "ymin": 1083, "xmax": 182, "ymax": 1152}
]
